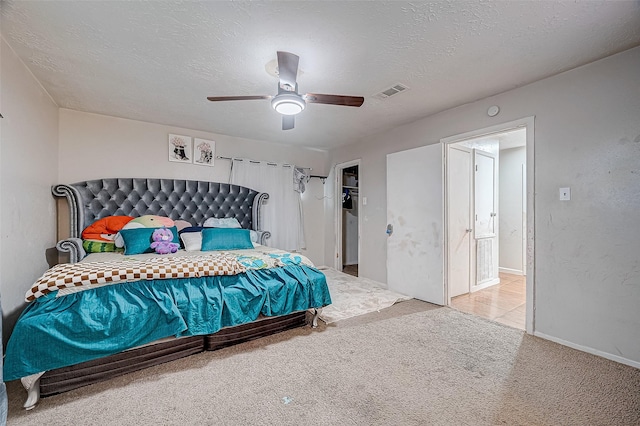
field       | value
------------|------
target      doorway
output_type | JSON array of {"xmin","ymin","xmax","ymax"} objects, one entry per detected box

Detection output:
[
  {"xmin": 335, "ymin": 160, "xmax": 360, "ymax": 276},
  {"xmin": 443, "ymin": 118, "xmax": 534, "ymax": 333}
]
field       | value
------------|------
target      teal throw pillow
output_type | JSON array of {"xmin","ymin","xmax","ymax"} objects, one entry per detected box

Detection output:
[
  {"xmin": 201, "ymin": 228, "xmax": 253, "ymax": 251},
  {"xmin": 120, "ymin": 226, "xmax": 180, "ymax": 255}
]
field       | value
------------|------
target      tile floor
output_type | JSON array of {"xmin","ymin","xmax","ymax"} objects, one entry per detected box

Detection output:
[{"xmin": 450, "ymin": 272, "xmax": 526, "ymax": 330}]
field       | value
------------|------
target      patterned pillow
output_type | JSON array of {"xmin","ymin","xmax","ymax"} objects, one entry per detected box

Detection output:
[
  {"xmin": 82, "ymin": 216, "xmax": 133, "ymax": 253},
  {"xmin": 82, "ymin": 240, "xmax": 121, "ymax": 253}
]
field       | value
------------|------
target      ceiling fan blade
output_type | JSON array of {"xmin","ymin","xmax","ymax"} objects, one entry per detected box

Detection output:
[
  {"xmin": 277, "ymin": 51, "xmax": 299, "ymax": 91},
  {"xmin": 207, "ymin": 95, "xmax": 270, "ymax": 102},
  {"xmin": 304, "ymin": 93, "xmax": 364, "ymax": 107},
  {"xmin": 282, "ymin": 115, "xmax": 295, "ymax": 130}
]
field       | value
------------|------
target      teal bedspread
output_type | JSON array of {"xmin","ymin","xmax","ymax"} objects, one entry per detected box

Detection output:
[{"xmin": 4, "ymin": 265, "xmax": 330, "ymax": 381}]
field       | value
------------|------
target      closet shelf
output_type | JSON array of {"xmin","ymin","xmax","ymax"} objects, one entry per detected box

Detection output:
[{"xmin": 343, "ymin": 185, "xmax": 359, "ymax": 190}]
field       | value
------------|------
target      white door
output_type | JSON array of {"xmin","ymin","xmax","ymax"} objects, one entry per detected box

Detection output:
[
  {"xmin": 386, "ymin": 144, "xmax": 444, "ymax": 305},
  {"xmin": 448, "ymin": 146, "xmax": 472, "ymax": 298},
  {"xmin": 474, "ymin": 150, "xmax": 499, "ymax": 286}
]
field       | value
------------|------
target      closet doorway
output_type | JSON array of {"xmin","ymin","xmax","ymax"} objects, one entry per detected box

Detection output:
[
  {"xmin": 443, "ymin": 118, "xmax": 534, "ymax": 333},
  {"xmin": 335, "ymin": 160, "xmax": 360, "ymax": 276}
]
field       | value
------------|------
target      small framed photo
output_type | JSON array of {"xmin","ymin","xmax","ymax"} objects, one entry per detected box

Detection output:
[
  {"xmin": 193, "ymin": 138, "xmax": 215, "ymax": 167},
  {"xmin": 168, "ymin": 134, "xmax": 192, "ymax": 163}
]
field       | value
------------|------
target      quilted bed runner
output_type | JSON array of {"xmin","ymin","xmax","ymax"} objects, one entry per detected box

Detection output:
[{"xmin": 26, "ymin": 250, "xmax": 314, "ymax": 301}]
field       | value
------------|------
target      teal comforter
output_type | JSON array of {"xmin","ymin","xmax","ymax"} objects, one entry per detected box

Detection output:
[{"xmin": 4, "ymin": 265, "xmax": 330, "ymax": 381}]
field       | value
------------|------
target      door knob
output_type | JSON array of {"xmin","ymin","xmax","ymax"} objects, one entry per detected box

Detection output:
[
  {"xmin": 466, "ymin": 229, "xmax": 473, "ymax": 233},
  {"xmin": 386, "ymin": 224, "xmax": 393, "ymax": 236}
]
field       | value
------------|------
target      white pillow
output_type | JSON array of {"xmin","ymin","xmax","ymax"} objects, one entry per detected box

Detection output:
[
  {"xmin": 180, "ymin": 232, "xmax": 202, "ymax": 251},
  {"xmin": 202, "ymin": 217, "xmax": 241, "ymax": 228}
]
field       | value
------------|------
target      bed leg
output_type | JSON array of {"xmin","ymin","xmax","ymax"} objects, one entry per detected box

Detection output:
[
  {"xmin": 312, "ymin": 308, "xmax": 322, "ymax": 328},
  {"xmin": 21, "ymin": 372, "xmax": 45, "ymax": 410}
]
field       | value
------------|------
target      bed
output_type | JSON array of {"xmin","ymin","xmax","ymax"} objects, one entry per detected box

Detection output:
[{"xmin": 3, "ymin": 178, "xmax": 331, "ymax": 410}]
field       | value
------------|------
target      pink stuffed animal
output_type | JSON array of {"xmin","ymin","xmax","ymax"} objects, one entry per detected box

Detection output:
[{"xmin": 150, "ymin": 227, "xmax": 179, "ymax": 254}]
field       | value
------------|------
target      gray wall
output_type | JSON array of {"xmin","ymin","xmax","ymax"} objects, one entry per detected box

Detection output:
[
  {"xmin": 57, "ymin": 109, "xmax": 328, "ymax": 266},
  {"xmin": 0, "ymin": 38, "xmax": 59, "ymax": 343},
  {"xmin": 327, "ymin": 46, "xmax": 640, "ymax": 366},
  {"xmin": 499, "ymin": 146, "xmax": 526, "ymax": 274}
]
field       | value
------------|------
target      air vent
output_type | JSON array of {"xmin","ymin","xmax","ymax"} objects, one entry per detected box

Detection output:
[{"xmin": 372, "ymin": 83, "xmax": 409, "ymax": 100}]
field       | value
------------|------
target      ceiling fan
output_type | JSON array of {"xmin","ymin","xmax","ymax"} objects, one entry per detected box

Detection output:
[{"xmin": 207, "ymin": 51, "xmax": 364, "ymax": 130}]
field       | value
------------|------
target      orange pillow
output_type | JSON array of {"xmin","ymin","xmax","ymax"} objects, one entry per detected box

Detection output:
[{"xmin": 82, "ymin": 216, "xmax": 134, "ymax": 242}]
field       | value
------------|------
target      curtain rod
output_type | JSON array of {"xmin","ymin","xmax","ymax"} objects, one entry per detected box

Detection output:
[{"xmin": 216, "ymin": 156, "xmax": 312, "ymax": 171}]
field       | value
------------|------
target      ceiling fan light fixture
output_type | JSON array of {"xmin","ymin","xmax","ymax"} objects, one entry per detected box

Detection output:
[
  {"xmin": 271, "ymin": 94, "xmax": 306, "ymax": 115},
  {"xmin": 208, "ymin": 52, "xmax": 363, "ymax": 130}
]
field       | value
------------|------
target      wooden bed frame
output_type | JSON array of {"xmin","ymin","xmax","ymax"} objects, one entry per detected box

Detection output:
[
  {"xmin": 36, "ymin": 312, "xmax": 310, "ymax": 397},
  {"xmin": 19, "ymin": 178, "xmax": 322, "ymax": 409}
]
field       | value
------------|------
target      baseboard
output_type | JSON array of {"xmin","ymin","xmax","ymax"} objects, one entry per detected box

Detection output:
[
  {"xmin": 471, "ymin": 277, "xmax": 500, "ymax": 292},
  {"xmin": 499, "ymin": 267, "xmax": 524, "ymax": 275},
  {"xmin": 534, "ymin": 331, "xmax": 640, "ymax": 369}
]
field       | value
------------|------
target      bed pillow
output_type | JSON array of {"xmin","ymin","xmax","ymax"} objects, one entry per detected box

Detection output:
[
  {"xmin": 114, "ymin": 215, "xmax": 175, "ymax": 248},
  {"xmin": 179, "ymin": 226, "xmax": 204, "ymax": 234},
  {"xmin": 82, "ymin": 216, "xmax": 134, "ymax": 252},
  {"xmin": 202, "ymin": 217, "xmax": 242, "ymax": 228},
  {"xmin": 180, "ymin": 232, "xmax": 203, "ymax": 251},
  {"xmin": 82, "ymin": 216, "xmax": 134, "ymax": 241},
  {"xmin": 174, "ymin": 219, "xmax": 193, "ymax": 232},
  {"xmin": 82, "ymin": 239, "xmax": 121, "ymax": 253},
  {"xmin": 201, "ymin": 228, "xmax": 253, "ymax": 251},
  {"xmin": 120, "ymin": 226, "xmax": 180, "ymax": 255},
  {"xmin": 178, "ymin": 227, "xmax": 204, "ymax": 251}
]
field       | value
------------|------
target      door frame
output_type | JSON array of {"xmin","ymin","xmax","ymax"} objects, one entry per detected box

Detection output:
[
  {"xmin": 442, "ymin": 116, "xmax": 535, "ymax": 334},
  {"xmin": 334, "ymin": 159, "xmax": 361, "ymax": 272}
]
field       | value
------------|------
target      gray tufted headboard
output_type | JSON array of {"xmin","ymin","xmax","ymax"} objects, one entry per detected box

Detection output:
[{"xmin": 52, "ymin": 178, "xmax": 270, "ymax": 262}]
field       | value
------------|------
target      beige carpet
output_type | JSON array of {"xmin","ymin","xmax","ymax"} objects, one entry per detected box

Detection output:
[
  {"xmin": 6, "ymin": 301, "xmax": 640, "ymax": 425},
  {"xmin": 318, "ymin": 267, "xmax": 411, "ymax": 323}
]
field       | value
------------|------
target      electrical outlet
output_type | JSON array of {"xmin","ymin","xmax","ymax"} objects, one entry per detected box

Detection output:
[{"xmin": 559, "ymin": 187, "xmax": 571, "ymax": 201}]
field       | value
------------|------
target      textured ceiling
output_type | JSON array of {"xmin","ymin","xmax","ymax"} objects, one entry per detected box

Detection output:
[{"xmin": 2, "ymin": 1, "xmax": 640, "ymax": 150}]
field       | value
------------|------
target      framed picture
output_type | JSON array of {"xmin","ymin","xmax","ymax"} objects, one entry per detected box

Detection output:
[
  {"xmin": 168, "ymin": 134, "xmax": 192, "ymax": 163},
  {"xmin": 193, "ymin": 138, "xmax": 215, "ymax": 167}
]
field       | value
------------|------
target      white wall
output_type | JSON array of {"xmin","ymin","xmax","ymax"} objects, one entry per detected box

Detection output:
[
  {"xmin": 343, "ymin": 199, "xmax": 358, "ymax": 265},
  {"xmin": 499, "ymin": 147, "xmax": 526, "ymax": 274},
  {"xmin": 0, "ymin": 38, "xmax": 59, "ymax": 341},
  {"xmin": 327, "ymin": 46, "xmax": 640, "ymax": 366},
  {"xmin": 58, "ymin": 109, "xmax": 327, "ymax": 265},
  {"xmin": 299, "ymin": 177, "xmax": 326, "ymax": 265}
]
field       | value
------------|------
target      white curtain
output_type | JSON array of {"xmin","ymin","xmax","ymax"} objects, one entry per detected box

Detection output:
[{"xmin": 231, "ymin": 159, "xmax": 305, "ymax": 251}]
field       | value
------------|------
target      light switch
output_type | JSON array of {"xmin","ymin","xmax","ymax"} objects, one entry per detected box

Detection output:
[
  {"xmin": 362, "ymin": 196, "xmax": 367, "ymax": 205},
  {"xmin": 559, "ymin": 187, "xmax": 571, "ymax": 201}
]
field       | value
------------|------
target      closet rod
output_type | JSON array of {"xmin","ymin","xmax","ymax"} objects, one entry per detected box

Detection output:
[{"xmin": 216, "ymin": 156, "xmax": 312, "ymax": 171}]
